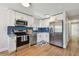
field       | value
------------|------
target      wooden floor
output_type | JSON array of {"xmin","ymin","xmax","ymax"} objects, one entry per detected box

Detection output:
[{"xmin": 1, "ymin": 39, "xmax": 79, "ymax": 56}]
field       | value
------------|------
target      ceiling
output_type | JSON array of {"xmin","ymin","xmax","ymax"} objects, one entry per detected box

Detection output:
[{"xmin": 0, "ymin": 3, "xmax": 79, "ymax": 19}]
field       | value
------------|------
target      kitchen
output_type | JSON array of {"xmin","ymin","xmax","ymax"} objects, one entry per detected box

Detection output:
[
  {"xmin": 7, "ymin": 10, "xmax": 69, "ymax": 53},
  {"xmin": 0, "ymin": 3, "xmax": 72, "ymax": 55}
]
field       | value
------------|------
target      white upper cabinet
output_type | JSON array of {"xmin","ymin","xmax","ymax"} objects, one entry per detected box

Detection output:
[
  {"xmin": 23, "ymin": 14, "xmax": 27, "ymax": 21},
  {"xmin": 39, "ymin": 19, "xmax": 49, "ymax": 27},
  {"xmin": 15, "ymin": 12, "xmax": 28, "ymax": 21},
  {"xmin": 25, "ymin": 15, "xmax": 28, "ymax": 21},
  {"xmin": 27, "ymin": 15, "xmax": 34, "ymax": 27},
  {"xmin": 20, "ymin": 13, "xmax": 26, "ymax": 21},
  {"xmin": 15, "ymin": 12, "xmax": 26, "ymax": 21},
  {"xmin": 8, "ymin": 10, "xmax": 16, "ymax": 26},
  {"xmin": 15, "ymin": 12, "xmax": 34, "ymax": 26},
  {"xmin": 15, "ymin": 12, "xmax": 21, "ymax": 20},
  {"xmin": 19, "ymin": 13, "xmax": 23, "ymax": 20}
]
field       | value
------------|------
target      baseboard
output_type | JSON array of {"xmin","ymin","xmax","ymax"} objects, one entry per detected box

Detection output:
[{"xmin": 0, "ymin": 48, "xmax": 8, "ymax": 52}]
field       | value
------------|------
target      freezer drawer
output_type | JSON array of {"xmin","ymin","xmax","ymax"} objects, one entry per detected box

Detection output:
[
  {"xmin": 53, "ymin": 32, "xmax": 63, "ymax": 47},
  {"xmin": 50, "ymin": 33, "xmax": 63, "ymax": 47}
]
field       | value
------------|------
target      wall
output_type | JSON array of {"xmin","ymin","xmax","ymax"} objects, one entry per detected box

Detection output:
[
  {"xmin": 0, "ymin": 7, "xmax": 9, "ymax": 52},
  {"xmin": 63, "ymin": 12, "xmax": 69, "ymax": 48}
]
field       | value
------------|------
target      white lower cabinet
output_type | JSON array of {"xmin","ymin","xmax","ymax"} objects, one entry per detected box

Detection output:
[
  {"xmin": 8, "ymin": 36, "xmax": 16, "ymax": 53},
  {"xmin": 43, "ymin": 33, "xmax": 49, "ymax": 43},
  {"xmin": 37, "ymin": 33, "xmax": 42, "ymax": 43},
  {"xmin": 37, "ymin": 33, "xmax": 49, "ymax": 43}
]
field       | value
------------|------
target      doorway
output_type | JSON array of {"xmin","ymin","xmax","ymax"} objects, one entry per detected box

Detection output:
[{"xmin": 70, "ymin": 22, "xmax": 79, "ymax": 49}]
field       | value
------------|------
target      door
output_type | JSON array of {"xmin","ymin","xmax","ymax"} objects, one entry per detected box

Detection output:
[
  {"xmin": 71, "ymin": 23, "xmax": 79, "ymax": 39},
  {"xmin": 54, "ymin": 21, "xmax": 63, "ymax": 47},
  {"xmin": 49, "ymin": 22, "xmax": 54, "ymax": 44},
  {"xmin": 71, "ymin": 23, "xmax": 79, "ymax": 49}
]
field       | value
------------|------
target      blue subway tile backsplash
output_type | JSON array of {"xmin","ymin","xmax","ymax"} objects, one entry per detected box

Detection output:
[{"xmin": 38, "ymin": 27, "xmax": 49, "ymax": 32}]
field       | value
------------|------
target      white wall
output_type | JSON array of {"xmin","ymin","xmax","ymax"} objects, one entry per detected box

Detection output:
[
  {"xmin": 0, "ymin": 7, "xmax": 17, "ymax": 52},
  {"xmin": 0, "ymin": 7, "xmax": 9, "ymax": 52},
  {"xmin": 63, "ymin": 12, "xmax": 69, "ymax": 48}
]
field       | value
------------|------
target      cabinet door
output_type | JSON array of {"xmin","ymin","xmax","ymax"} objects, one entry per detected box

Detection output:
[
  {"xmin": 37, "ymin": 34, "xmax": 42, "ymax": 43},
  {"xmin": 15, "ymin": 12, "xmax": 26, "ymax": 21},
  {"xmin": 8, "ymin": 10, "xmax": 16, "ymax": 26},
  {"xmin": 31, "ymin": 17, "xmax": 34, "ymax": 27},
  {"xmin": 25, "ymin": 15, "xmax": 28, "ymax": 21},
  {"xmin": 15, "ymin": 12, "xmax": 23, "ymax": 20},
  {"xmin": 8, "ymin": 37, "xmax": 16, "ymax": 53},
  {"xmin": 15, "ymin": 12, "xmax": 20, "ymax": 20},
  {"xmin": 23, "ymin": 14, "xmax": 26, "ymax": 21},
  {"xmin": 44, "ymin": 33, "xmax": 49, "ymax": 43},
  {"xmin": 27, "ymin": 15, "xmax": 34, "ymax": 27},
  {"xmin": 49, "ymin": 33, "xmax": 54, "ymax": 44},
  {"xmin": 41, "ymin": 33, "xmax": 49, "ymax": 43},
  {"xmin": 20, "ymin": 13, "xmax": 25, "ymax": 20}
]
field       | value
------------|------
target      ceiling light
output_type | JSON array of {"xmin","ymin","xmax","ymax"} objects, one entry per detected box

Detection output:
[
  {"xmin": 45, "ymin": 14, "xmax": 50, "ymax": 18},
  {"xmin": 21, "ymin": 3, "xmax": 30, "ymax": 7}
]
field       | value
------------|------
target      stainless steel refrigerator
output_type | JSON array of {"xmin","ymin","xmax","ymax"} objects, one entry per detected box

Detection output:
[{"xmin": 49, "ymin": 20, "xmax": 63, "ymax": 47}]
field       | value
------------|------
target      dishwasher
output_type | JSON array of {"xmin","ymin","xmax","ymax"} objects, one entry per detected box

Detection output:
[{"xmin": 29, "ymin": 33, "xmax": 37, "ymax": 46}]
